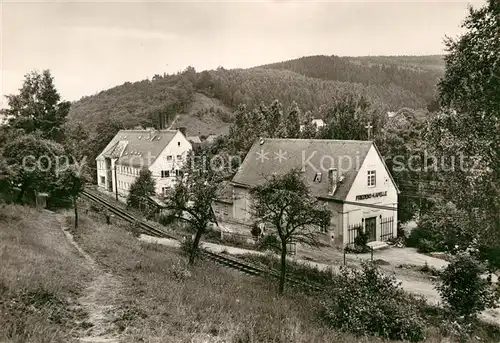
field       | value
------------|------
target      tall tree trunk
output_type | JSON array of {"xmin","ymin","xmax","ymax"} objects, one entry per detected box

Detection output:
[
  {"xmin": 279, "ymin": 241, "xmax": 288, "ymax": 295},
  {"xmin": 73, "ymin": 196, "xmax": 78, "ymax": 229},
  {"xmin": 189, "ymin": 228, "xmax": 204, "ymax": 265}
]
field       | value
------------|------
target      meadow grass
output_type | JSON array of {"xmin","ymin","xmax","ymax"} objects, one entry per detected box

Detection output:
[
  {"xmin": 71, "ymin": 210, "xmax": 477, "ymax": 343},
  {"xmin": 0, "ymin": 205, "xmax": 91, "ymax": 343}
]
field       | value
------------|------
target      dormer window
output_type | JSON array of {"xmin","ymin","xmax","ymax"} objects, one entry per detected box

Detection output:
[
  {"xmin": 313, "ymin": 172, "xmax": 322, "ymax": 183},
  {"xmin": 167, "ymin": 155, "xmax": 173, "ymax": 161},
  {"xmin": 367, "ymin": 170, "xmax": 376, "ymax": 187}
]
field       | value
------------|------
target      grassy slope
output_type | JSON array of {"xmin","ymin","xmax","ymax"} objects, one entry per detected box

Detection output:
[
  {"xmin": 71, "ymin": 211, "xmax": 374, "ymax": 342},
  {"xmin": 6, "ymin": 205, "xmax": 499, "ymax": 342},
  {"xmin": 0, "ymin": 205, "xmax": 91, "ymax": 343},
  {"xmin": 173, "ymin": 92, "xmax": 232, "ymax": 136}
]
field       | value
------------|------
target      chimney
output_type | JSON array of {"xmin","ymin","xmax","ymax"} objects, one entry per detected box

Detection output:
[
  {"xmin": 328, "ymin": 168, "xmax": 338, "ymax": 195},
  {"xmin": 178, "ymin": 127, "xmax": 187, "ymax": 137}
]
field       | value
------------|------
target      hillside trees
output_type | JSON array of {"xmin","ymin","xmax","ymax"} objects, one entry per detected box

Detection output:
[
  {"xmin": 209, "ymin": 68, "xmax": 426, "ymax": 114},
  {"xmin": 260, "ymin": 55, "xmax": 443, "ymax": 103},
  {"xmin": 430, "ymin": 0, "xmax": 500, "ymax": 260},
  {"xmin": 250, "ymin": 170, "xmax": 330, "ymax": 294},
  {"xmin": 1, "ymin": 70, "xmax": 70, "ymax": 142}
]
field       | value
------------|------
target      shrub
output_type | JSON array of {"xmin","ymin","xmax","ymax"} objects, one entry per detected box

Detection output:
[
  {"xmin": 257, "ymin": 234, "xmax": 280, "ymax": 254},
  {"xmin": 417, "ymin": 238, "xmax": 438, "ymax": 253},
  {"xmin": 321, "ymin": 262, "xmax": 426, "ymax": 342},
  {"xmin": 250, "ymin": 223, "xmax": 262, "ymax": 238},
  {"xmin": 407, "ymin": 201, "xmax": 475, "ymax": 254},
  {"xmin": 436, "ymin": 254, "xmax": 500, "ymax": 322},
  {"xmin": 345, "ymin": 227, "xmax": 371, "ymax": 253}
]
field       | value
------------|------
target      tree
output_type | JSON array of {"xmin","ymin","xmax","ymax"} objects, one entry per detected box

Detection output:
[
  {"xmin": 63, "ymin": 122, "xmax": 89, "ymax": 161},
  {"xmin": 285, "ymin": 101, "xmax": 301, "ymax": 138},
  {"xmin": 375, "ymin": 108, "xmax": 432, "ymax": 223},
  {"xmin": 161, "ymin": 150, "xmax": 222, "ymax": 265},
  {"xmin": 250, "ymin": 170, "xmax": 330, "ymax": 294},
  {"xmin": 436, "ymin": 254, "xmax": 499, "ymax": 322},
  {"xmin": 318, "ymin": 95, "xmax": 378, "ymax": 140},
  {"xmin": 52, "ymin": 164, "xmax": 89, "ymax": 229},
  {"xmin": 127, "ymin": 169, "xmax": 156, "ymax": 212},
  {"xmin": 2, "ymin": 134, "xmax": 66, "ymax": 203},
  {"xmin": 84, "ymin": 119, "xmax": 123, "ymax": 183},
  {"xmin": 432, "ymin": 0, "xmax": 500, "ymax": 260},
  {"xmin": 2, "ymin": 70, "xmax": 70, "ymax": 142},
  {"xmin": 409, "ymin": 200, "xmax": 475, "ymax": 254},
  {"xmin": 300, "ymin": 110, "xmax": 317, "ymax": 139}
]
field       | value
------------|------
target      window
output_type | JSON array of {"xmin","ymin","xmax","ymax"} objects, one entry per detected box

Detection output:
[
  {"xmin": 100, "ymin": 176, "xmax": 105, "ymax": 184},
  {"xmin": 367, "ymin": 170, "xmax": 376, "ymax": 187},
  {"xmin": 176, "ymin": 154, "xmax": 182, "ymax": 160},
  {"xmin": 166, "ymin": 155, "xmax": 173, "ymax": 161},
  {"xmin": 175, "ymin": 170, "xmax": 184, "ymax": 177},
  {"xmin": 161, "ymin": 170, "xmax": 170, "ymax": 178},
  {"xmin": 313, "ymin": 172, "xmax": 322, "ymax": 182},
  {"xmin": 162, "ymin": 187, "xmax": 168, "ymax": 196},
  {"xmin": 177, "ymin": 142, "xmax": 180, "ymax": 146}
]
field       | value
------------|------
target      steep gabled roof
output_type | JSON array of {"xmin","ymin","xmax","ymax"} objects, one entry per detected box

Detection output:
[
  {"xmin": 97, "ymin": 129, "xmax": 178, "ymax": 168},
  {"xmin": 187, "ymin": 136, "xmax": 202, "ymax": 144},
  {"xmin": 231, "ymin": 138, "xmax": 374, "ymax": 201}
]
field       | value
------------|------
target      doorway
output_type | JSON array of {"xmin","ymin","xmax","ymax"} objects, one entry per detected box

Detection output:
[{"xmin": 365, "ymin": 217, "xmax": 377, "ymax": 242}]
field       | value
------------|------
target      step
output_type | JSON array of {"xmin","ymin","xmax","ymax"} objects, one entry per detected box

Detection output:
[{"xmin": 366, "ymin": 241, "xmax": 390, "ymax": 251}]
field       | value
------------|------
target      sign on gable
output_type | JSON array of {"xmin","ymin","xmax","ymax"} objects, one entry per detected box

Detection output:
[{"xmin": 355, "ymin": 191, "xmax": 387, "ymax": 201}]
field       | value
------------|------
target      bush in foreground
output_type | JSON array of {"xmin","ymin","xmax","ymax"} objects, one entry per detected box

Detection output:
[
  {"xmin": 321, "ymin": 262, "xmax": 426, "ymax": 342},
  {"xmin": 437, "ymin": 254, "xmax": 500, "ymax": 323}
]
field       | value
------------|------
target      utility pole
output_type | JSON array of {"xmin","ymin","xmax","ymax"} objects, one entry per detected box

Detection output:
[
  {"xmin": 114, "ymin": 164, "xmax": 118, "ymax": 201},
  {"xmin": 365, "ymin": 122, "xmax": 373, "ymax": 140}
]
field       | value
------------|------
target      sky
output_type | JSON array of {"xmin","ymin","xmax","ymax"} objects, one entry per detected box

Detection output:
[{"xmin": 0, "ymin": 0, "xmax": 486, "ymax": 107}]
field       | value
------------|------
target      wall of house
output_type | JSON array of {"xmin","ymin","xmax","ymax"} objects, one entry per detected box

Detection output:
[
  {"xmin": 343, "ymin": 145, "xmax": 398, "ymax": 244},
  {"xmin": 322, "ymin": 201, "xmax": 344, "ymax": 246},
  {"xmin": 213, "ymin": 200, "xmax": 233, "ymax": 221},
  {"xmin": 149, "ymin": 131, "xmax": 193, "ymax": 196},
  {"xmin": 96, "ymin": 158, "xmax": 107, "ymax": 190},
  {"xmin": 233, "ymin": 186, "xmax": 252, "ymax": 223},
  {"xmin": 115, "ymin": 165, "xmax": 142, "ymax": 198}
]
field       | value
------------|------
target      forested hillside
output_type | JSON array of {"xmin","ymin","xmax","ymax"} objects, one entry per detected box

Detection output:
[
  {"xmin": 347, "ymin": 55, "xmax": 445, "ymax": 71},
  {"xmin": 68, "ymin": 55, "xmax": 441, "ymax": 138},
  {"xmin": 258, "ymin": 55, "xmax": 444, "ymax": 103}
]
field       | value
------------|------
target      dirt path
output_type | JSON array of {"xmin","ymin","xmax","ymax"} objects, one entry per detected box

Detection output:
[{"xmin": 57, "ymin": 215, "xmax": 122, "ymax": 343}]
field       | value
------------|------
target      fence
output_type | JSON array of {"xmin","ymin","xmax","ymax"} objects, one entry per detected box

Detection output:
[
  {"xmin": 347, "ymin": 223, "xmax": 363, "ymax": 245},
  {"xmin": 380, "ymin": 216, "xmax": 394, "ymax": 241}
]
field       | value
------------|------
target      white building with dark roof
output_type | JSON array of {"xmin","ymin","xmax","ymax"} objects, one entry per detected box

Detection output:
[
  {"xmin": 224, "ymin": 138, "xmax": 399, "ymax": 247},
  {"xmin": 299, "ymin": 118, "xmax": 325, "ymax": 132},
  {"xmin": 96, "ymin": 128, "xmax": 192, "ymax": 199}
]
